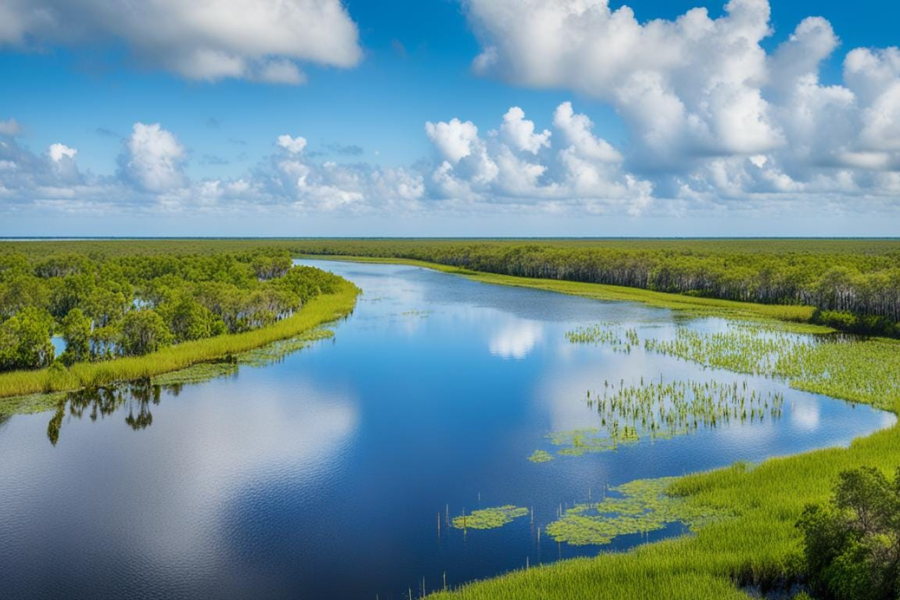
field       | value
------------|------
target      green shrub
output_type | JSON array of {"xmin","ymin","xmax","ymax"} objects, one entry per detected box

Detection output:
[{"xmin": 797, "ymin": 467, "xmax": 900, "ymax": 600}]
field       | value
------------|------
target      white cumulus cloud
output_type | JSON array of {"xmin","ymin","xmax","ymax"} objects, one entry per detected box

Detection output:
[
  {"xmin": 121, "ymin": 123, "xmax": 187, "ymax": 193},
  {"xmin": 48, "ymin": 143, "xmax": 77, "ymax": 163},
  {"xmin": 500, "ymin": 107, "xmax": 551, "ymax": 154},
  {"xmin": 460, "ymin": 0, "xmax": 900, "ymax": 208},
  {"xmin": 425, "ymin": 118, "xmax": 481, "ymax": 164},
  {"xmin": 424, "ymin": 103, "xmax": 652, "ymax": 215},
  {"xmin": 0, "ymin": 0, "xmax": 362, "ymax": 84},
  {"xmin": 277, "ymin": 135, "xmax": 308, "ymax": 154}
]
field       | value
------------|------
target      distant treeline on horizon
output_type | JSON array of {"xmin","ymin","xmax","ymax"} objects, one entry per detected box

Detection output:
[{"xmin": 2, "ymin": 238, "xmax": 899, "ymax": 338}]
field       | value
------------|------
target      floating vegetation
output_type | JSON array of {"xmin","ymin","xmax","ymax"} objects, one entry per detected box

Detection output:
[
  {"xmin": 527, "ymin": 450, "xmax": 555, "ymax": 463},
  {"xmin": 546, "ymin": 478, "xmax": 728, "ymax": 546},
  {"xmin": 146, "ymin": 328, "xmax": 333, "ymax": 388},
  {"xmin": 0, "ymin": 390, "xmax": 68, "ymax": 417},
  {"xmin": 566, "ymin": 323, "xmax": 640, "ymax": 353},
  {"xmin": 151, "ymin": 362, "xmax": 238, "ymax": 387},
  {"xmin": 548, "ymin": 427, "xmax": 640, "ymax": 456},
  {"xmin": 452, "ymin": 506, "xmax": 530, "ymax": 530},
  {"xmin": 237, "ymin": 329, "xmax": 334, "ymax": 368},
  {"xmin": 400, "ymin": 310, "xmax": 432, "ymax": 318}
]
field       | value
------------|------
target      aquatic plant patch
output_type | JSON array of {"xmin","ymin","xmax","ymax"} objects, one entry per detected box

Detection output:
[
  {"xmin": 151, "ymin": 362, "xmax": 239, "ymax": 387},
  {"xmin": 527, "ymin": 450, "xmax": 555, "ymax": 463},
  {"xmin": 548, "ymin": 428, "xmax": 640, "ymax": 456},
  {"xmin": 586, "ymin": 378, "xmax": 784, "ymax": 440},
  {"xmin": 543, "ymin": 378, "xmax": 784, "ymax": 457},
  {"xmin": 565, "ymin": 324, "xmax": 640, "ymax": 353},
  {"xmin": 236, "ymin": 329, "xmax": 334, "ymax": 368},
  {"xmin": 643, "ymin": 323, "xmax": 815, "ymax": 377},
  {"xmin": 545, "ymin": 478, "xmax": 728, "ymax": 546},
  {"xmin": 452, "ymin": 506, "xmax": 530, "ymax": 530}
]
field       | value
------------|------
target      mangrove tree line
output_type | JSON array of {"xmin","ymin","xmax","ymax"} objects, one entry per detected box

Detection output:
[{"xmin": 0, "ymin": 249, "xmax": 343, "ymax": 372}]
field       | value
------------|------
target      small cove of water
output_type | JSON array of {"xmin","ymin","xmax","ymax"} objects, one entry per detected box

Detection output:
[{"xmin": 0, "ymin": 260, "xmax": 893, "ymax": 599}]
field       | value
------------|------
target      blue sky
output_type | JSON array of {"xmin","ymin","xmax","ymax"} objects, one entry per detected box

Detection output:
[{"xmin": 1, "ymin": 0, "xmax": 899, "ymax": 236}]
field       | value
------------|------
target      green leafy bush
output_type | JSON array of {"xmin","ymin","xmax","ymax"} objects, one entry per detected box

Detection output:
[{"xmin": 798, "ymin": 467, "xmax": 900, "ymax": 600}]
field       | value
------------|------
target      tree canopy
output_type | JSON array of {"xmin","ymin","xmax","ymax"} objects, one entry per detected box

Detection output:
[
  {"xmin": 798, "ymin": 467, "xmax": 900, "ymax": 600},
  {"xmin": 0, "ymin": 248, "xmax": 343, "ymax": 372}
]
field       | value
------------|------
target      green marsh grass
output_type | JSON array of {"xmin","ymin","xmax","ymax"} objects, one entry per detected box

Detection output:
[
  {"xmin": 644, "ymin": 322, "xmax": 900, "ymax": 411},
  {"xmin": 565, "ymin": 324, "xmax": 640, "ymax": 353},
  {"xmin": 577, "ymin": 379, "xmax": 784, "ymax": 447}
]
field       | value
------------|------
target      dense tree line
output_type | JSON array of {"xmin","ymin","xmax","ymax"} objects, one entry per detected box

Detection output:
[
  {"xmin": 2, "ymin": 239, "xmax": 897, "ymax": 340},
  {"xmin": 288, "ymin": 240, "xmax": 900, "ymax": 336},
  {"xmin": 0, "ymin": 249, "xmax": 342, "ymax": 372}
]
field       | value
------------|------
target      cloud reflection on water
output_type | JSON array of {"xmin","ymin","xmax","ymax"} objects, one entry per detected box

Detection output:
[{"xmin": 489, "ymin": 319, "xmax": 544, "ymax": 359}]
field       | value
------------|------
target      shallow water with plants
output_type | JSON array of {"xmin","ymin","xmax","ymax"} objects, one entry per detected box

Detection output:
[{"xmin": 0, "ymin": 260, "xmax": 892, "ymax": 599}]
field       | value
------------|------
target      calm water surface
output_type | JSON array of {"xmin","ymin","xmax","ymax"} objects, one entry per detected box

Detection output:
[{"xmin": 0, "ymin": 261, "xmax": 893, "ymax": 599}]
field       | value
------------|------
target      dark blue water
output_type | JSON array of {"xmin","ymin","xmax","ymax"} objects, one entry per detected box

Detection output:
[{"xmin": 0, "ymin": 261, "xmax": 893, "ymax": 600}]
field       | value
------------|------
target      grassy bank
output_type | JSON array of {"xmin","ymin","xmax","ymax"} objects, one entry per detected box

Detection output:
[
  {"xmin": 300, "ymin": 255, "xmax": 823, "ymax": 327},
  {"xmin": 0, "ymin": 280, "xmax": 359, "ymax": 412}
]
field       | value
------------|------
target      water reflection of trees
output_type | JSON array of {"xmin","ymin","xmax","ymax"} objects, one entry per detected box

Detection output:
[{"xmin": 47, "ymin": 379, "xmax": 187, "ymax": 445}]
